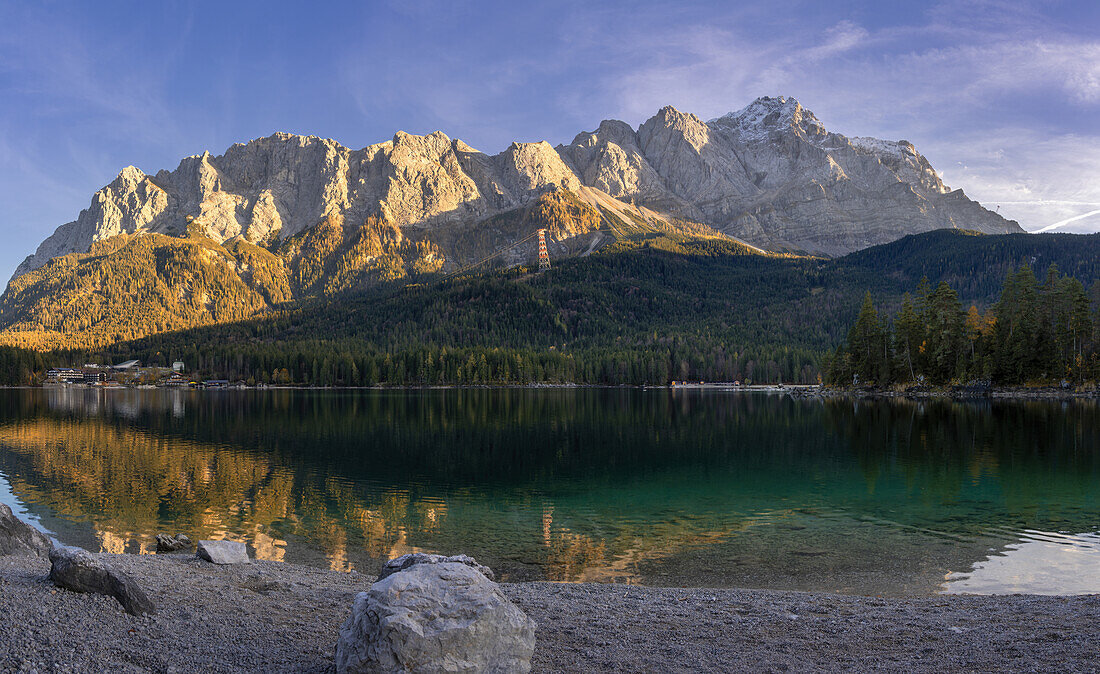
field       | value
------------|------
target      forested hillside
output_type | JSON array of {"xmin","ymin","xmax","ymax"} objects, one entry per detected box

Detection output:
[
  {"xmin": 836, "ymin": 230, "xmax": 1100, "ymax": 301},
  {"xmin": 0, "ymin": 230, "xmax": 291, "ymax": 350},
  {"xmin": 2, "ymin": 229, "xmax": 1098, "ymax": 387}
]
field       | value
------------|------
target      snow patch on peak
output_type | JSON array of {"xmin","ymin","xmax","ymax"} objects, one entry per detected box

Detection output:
[
  {"xmin": 849, "ymin": 136, "xmax": 917, "ymax": 158},
  {"xmin": 709, "ymin": 96, "xmax": 824, "ymax": 142},
  {"xmin": 711, "ymin": 95, "xmax": 800, "ymax": 122}
]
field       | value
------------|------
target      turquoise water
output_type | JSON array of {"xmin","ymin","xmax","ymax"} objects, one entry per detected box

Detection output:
[{"xmin": 0, "ymin": 388, "xmax": 1097, "ymax": 595}]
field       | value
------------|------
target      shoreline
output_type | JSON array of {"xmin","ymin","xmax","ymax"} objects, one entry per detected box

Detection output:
[
  {"xmin": 9, "ymin": 382, "xmax": 1100, "ymax": 401},
  {"xmin": 797, "ymin": 386, "xmax": 1100, "ymax": 401},
  {"xmin": 2, "ymin": 550, "xmax": 1099, "ymax": 672}
]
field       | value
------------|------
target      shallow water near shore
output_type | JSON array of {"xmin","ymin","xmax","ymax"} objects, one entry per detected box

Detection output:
[{"xmin": 0, "ymin": 387, "xmax": 1097, "ymax": 596}]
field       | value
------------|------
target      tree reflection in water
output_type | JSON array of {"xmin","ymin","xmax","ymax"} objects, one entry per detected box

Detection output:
[{"xmin": 0, "ymin": 388, "xmax": 1096, "ymax": 593}]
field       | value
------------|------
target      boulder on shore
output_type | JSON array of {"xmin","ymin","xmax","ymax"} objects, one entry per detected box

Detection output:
[
  {"xmin": 48, "ymin": 546, "xmax": 155, "ymax": 616},
  {"xmin": 0, "ymin": 503, "xmax": 51, "ymax": 558},
  {"xmin": 196, "ymin": 540, "xmax": 250, "ymax": 565},
  {"xmin": 378, "ymin": 552, "xmax": 495, "ymax": 581},
  {"xmin": 335, "ymin": 561, "xmax": 536, "ymax": 674},
  {"xmin": 155, "ymin": 533, "xmax": 193, "ymax": 553}
]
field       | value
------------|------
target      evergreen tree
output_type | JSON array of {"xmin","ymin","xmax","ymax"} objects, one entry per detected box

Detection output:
[
  {"xmin": 993, "ymin": 266, "xmax": 1041, "ymax": 383},
  {"xmin": 892, "ymin": 293, "xmax": 923, "ymax": 382},
  {"xmin": 923, "ymin": 282, "xmax": 964, "ymax": 383},
  {"xmin": 847, "ymin": 293, "xmax": 890, "ymax": 384}
]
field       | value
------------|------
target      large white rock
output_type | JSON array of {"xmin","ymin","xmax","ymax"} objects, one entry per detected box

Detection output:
[
  {"xmin": 335, "ymin": 561, "xmax": 536, "ymax": 674},
  {"xmin": 378, "ymin": 552, "xmax": 495, "ymax": 581},
  {"xmin": 196, "ymin": 540, "xmax": 250, "ymax": 565}
]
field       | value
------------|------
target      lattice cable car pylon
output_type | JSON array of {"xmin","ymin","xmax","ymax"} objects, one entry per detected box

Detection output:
[{"xmin": 537, "ymin": 228, "xmax": 551, "ymax": 271}]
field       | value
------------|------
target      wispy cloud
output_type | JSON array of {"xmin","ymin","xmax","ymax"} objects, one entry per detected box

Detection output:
[
  {"xmin": 3, "ymin": 0, "xmax": 1099, "ymax": 287},
  {"xmin": 599, "ymin": 15, "xmax": 1100, "ymax": 124},
  {"xmin": 0, "ymin": 3, "xmax": 194, "ymax": 281},
  {"xmin": 574, "ymin": 5, "xmax": 1100, "ymax": 231},
  {"xmin": 927, "ymin": 129, "xmax": 1100, "ymax": 230},
  {"xmin": 0, "ymin": 8, "xmax": 185, "ymax": 152}
]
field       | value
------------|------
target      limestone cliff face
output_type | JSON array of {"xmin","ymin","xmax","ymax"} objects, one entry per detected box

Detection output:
[
  {"xmin": 564, "ymin": 96, "xmax": 1021, "ymax": 255},
  {"xmin": 13, "ymin": 96, "xmax": 1021, "ymax": 282}
]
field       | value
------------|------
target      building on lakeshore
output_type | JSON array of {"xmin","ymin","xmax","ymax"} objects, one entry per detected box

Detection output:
[
  {"xmin": 46, "ymin": 368, "xmax": 84, "ymax": 384},
  {"xmin": 164, "ymin": 375, "xmax": 190, "ymax": 388},
  {"xmin": 82, "ymin": 370, "xmax": 107, "ymax": 384}
]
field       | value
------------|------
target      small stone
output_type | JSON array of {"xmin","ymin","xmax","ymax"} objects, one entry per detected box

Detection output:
[
  {"xmin": 196, "ymin": 540, "xmax": 250, "ymax": 565},
  {"xmin": 378, "ymin": 552, "xmax": 495, "ymax": 581},
  {"xmin": 48, "ymin": 546, "xmax": 155, "ymax": 616},
  {"xmin": 154, "ymin": 533, "xmax": 193, "ymax": 553}
]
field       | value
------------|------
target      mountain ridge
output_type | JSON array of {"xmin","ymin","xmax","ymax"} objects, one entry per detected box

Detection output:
[{"xmin": 12, "ymin": 96, "xmax": 1021, "ymax": 284}]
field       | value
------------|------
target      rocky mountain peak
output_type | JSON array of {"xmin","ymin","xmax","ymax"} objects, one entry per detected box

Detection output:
[
  {"xmin": 392, "ymin": 130, "xmax": 455, "ymax": 158},
  {"xmin": 568, "ymin": 119, "xmax": 637, "ymax": 149},
  {"xmin": 499, "ymin": 141, "xmax": 580, "ymax": 193},
  {"xmin": 646, "ymin": 105, "xmax": 707, "ymax": 130},
  {"xmin": 638, "ymin": 106, "xmax": 711, "ymax": 156},
  {"xmin": 709, "ymin": 95, "xmax": 826, "ymax": 141},
  {"xmin": 113, "ymin": 165, "xmax": 147, "ymax": 186},
  {"xmin": 10, "ymin": 96, "xmax": 1024, "ymax": 285},
  {"xmin": 452, "ymin": 139, "xmax": 480, "ymax": 154}
]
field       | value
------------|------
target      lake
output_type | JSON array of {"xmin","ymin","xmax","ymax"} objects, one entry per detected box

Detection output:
[{"xmin": 1, "ymin": 387, "xmax": 1097, "ymax": 596}]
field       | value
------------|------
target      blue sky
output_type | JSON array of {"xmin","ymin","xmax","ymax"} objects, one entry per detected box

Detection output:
[{"xmin": 2, "ymin": 0, "xmax": 1099, "ymax": 282}]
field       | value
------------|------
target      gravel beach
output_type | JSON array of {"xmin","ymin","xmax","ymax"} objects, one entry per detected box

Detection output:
[{"xmin": 2, "ymin": 552, "xmax": 1098, "ymax": 673}]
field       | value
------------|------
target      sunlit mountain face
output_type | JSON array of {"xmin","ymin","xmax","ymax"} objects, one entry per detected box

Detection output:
[{"xmin": 1, "ymin": 388, "xmax": 1098, "ymax": 595}]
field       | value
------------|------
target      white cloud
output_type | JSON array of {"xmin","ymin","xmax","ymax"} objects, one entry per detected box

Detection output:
[
  {"xmin": 927, "ymin": 130, "xmax": 1100, "ymax": 230},
  {"xmin": 587, "ymin": 11, "xmax": 1100, "ymax": 233},
  {"xmin": 801, "ymin": 20, "xmax": 871, "ymax": 62}
]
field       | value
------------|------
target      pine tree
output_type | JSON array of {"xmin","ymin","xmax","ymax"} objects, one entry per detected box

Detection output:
[
  {"xmin": 923, "ymin": 282, "xmax": 964, "ymax": 383},
  {"xmin": 893, "ymin": 293, "xmax": 923, "ymax": 382},
  {"xmin": 847, "ymin": 293, "xmax": 889, "ymax": 385},
  {"xmin": 993, "ymin": 266, "xmax": 1041, "ymax": 383}
]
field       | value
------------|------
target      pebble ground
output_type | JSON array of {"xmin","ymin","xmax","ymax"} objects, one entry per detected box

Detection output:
[{"xmin": 2, "ymin": 553, "xmax": 1098, "ymax": 673}]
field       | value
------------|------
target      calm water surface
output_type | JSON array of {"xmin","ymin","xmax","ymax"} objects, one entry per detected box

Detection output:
[{"xmin": 1, "ymin": 388, "xmax": 1097, "ymax": 596}]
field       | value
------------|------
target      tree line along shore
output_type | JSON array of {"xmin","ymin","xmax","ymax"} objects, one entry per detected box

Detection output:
[{"xmin": 825, "ymin": 264, "xmax": 1100, "ymax": 390}]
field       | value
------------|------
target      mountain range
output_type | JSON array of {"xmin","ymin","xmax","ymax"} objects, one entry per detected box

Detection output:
[
  {"xmin": 2, "ymin": 96, "xmax": 1025, "ymax": 350},
  {"xmin": 13, "ymin": 96, "xmax": 1018, "ymax": 279}
]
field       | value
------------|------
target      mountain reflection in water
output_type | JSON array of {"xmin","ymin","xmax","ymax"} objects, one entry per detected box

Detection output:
[{"xmin": 0, "ymin": 388, "xmax": 1097, "ymax": 595}]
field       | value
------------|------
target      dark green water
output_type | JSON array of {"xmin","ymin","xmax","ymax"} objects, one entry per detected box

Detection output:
[{"xmin": 1, "ymin": 388, "xmax": 1098, "ymax": 595}]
